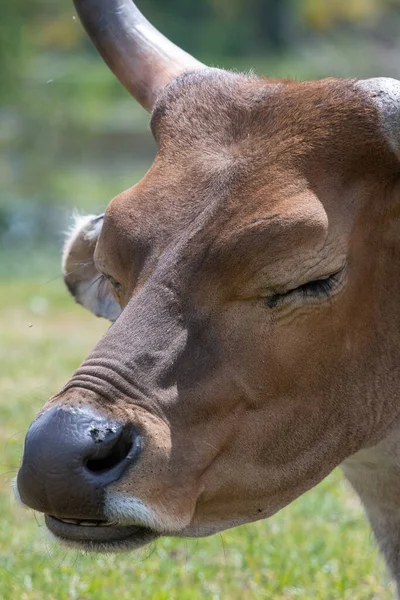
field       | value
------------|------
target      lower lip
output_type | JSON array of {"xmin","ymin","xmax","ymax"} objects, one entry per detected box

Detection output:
[{"xmin": 45, "ymin": 515, "xmax": 159, "ymax": 548}]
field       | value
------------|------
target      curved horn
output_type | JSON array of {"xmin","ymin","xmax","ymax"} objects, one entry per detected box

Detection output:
[
  {"xmin": 73, "ymin": 0, "xmax": 205, "ymax": 111},
  {"xmin": 357, "ymin": 78, "xmax": 400, "ymax": 158}
]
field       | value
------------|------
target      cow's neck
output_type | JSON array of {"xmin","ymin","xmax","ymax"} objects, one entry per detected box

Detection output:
[{"xmin": 342, "ymin": 426, "xmax": 400, "ymax": 594}]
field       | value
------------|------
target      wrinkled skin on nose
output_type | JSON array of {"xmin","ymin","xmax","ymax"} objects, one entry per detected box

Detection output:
[{"xmin": 52, "ymin": 263, "xmax": 234, "ymax": 535}]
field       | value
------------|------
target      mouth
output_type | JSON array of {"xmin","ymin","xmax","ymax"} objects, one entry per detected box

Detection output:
[{"xmin": 45, "ymin": 515, "xmax": 159, "ymax": 551}]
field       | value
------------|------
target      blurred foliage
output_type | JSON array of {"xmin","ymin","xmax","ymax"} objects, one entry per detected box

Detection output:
[
  {"xmin": 303, "ymin": 0, "xmax": 379, "ymax": 28},
  {"xmin": 3, "ymin": 0, "xmax": 400, "ymax": 106}
]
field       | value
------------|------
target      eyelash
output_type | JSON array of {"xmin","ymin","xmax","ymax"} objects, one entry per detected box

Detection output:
[
  {"xmin": 99, "ymin": 272, "xmax": 339, "ymax": 306},
  {"xmin": 265, "ymin": 273, "xmax": 340, "ymax": 309},
  {"xmin": 101, "ymin": 273, "xmax": 122, "ymax": 294}
]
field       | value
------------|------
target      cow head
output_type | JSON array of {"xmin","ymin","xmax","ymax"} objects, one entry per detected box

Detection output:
[{"xmin": 16, "ymin": 0, "xmax": 400, "ymax": 552}]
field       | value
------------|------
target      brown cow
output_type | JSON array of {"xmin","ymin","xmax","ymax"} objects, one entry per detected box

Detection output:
[{"xmin": 16, "ymin": 0, "xmax": 400, "ymax": 591}]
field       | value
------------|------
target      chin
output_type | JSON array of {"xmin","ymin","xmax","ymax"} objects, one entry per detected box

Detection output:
[{"xmin": 44, "ymin": 514, "xmax": 160, "ymax": 552}]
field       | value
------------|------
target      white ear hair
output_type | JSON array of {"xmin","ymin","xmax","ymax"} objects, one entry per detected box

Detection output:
[
  {"xmin": 62, "ymin": 213, "xmax": 121, "ymax": 322},
  {"xmin": 62, "ymin": 213, "xmax": 104, "ymax": 272}
]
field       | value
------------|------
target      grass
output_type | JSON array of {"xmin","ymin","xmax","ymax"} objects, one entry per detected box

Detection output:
[{"xmin": 0, "ymin": 278, "xmax": 395, "ymax": 599}]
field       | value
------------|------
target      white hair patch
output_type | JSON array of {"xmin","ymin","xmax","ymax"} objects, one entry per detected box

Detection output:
[{"xmin": 104, "ymin": 491, "xmax": 189, "ymax": 534}]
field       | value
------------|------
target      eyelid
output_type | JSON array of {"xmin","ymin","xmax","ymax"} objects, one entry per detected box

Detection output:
[
  {"xmin": 106, "ymin": 274, "xmax": 121, "ymax": 288},
  {"xmin": 265, "ymin": 271, "xmax": 342, "ymax": 308},
  {"xmin": 99, "ymin": 271, "xmax": 122, "ymax": 294}
]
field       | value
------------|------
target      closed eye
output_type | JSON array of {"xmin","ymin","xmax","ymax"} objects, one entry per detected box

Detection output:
[
  {"xmin": 100, "ymin": 272, "xmax": 122, "ymax": 296},
  {"xmin": 265, "ymin": 272, "xmax": 341, "ymax": 309}
]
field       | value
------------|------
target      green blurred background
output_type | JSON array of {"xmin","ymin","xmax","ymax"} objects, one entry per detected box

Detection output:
[
  {"xmin": 1, "ymin": 1, "xmax": 400, "ymax": 598},
  {"xmin": 2, "ymin": 0, "xmax": 400, "ymax": 278}
]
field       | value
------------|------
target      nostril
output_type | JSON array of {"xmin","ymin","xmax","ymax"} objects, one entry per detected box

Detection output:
[
  {"xmin": 17, "ymin": 407, "xmax": 142, "ymax": 516},
  {"xmin": 85, "ymin": 429, "xmax": 133, "ymax": 474}
]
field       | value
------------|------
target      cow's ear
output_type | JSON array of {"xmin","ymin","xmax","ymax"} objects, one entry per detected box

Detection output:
[{"xmin": 62, "ymin": 213, "xmax": 121, "ymax": 322}]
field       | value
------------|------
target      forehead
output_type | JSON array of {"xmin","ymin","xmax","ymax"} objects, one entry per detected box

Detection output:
[
  {"xmin": 150, "ymin": 69, "xmax": 272, "ymax": 147},
  {"xmin": 146, "ymin": 70, "xmax": 388, "ymax": 219},
  {"xmin": 150, "ymin": 69, "xmax": 378, "ymax": 163},
  {"xmin": 100, "ymin": 70, "xmax": 387, "ymax": 263}
]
